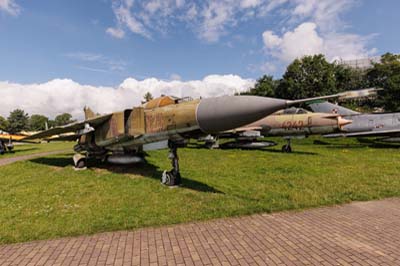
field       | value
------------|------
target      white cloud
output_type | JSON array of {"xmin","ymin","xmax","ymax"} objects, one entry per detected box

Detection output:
[
  {"xmin": 110, "ymin": 0, "xmax": 151, "ymax": 39},
  {"xmin": 0, "ymin": 75, "xmax": 254, "ymax": 119},
  {"xmin": 105, "ymin": 0, "xmax": 375, "ymax": 60},
  {"xmin": 0, "ymin": 0, "xmax": 20, "ymax": 16},
  {"xmin": 169, "ymin": 73, "xmax": 182, "ymax": 81},
  {"xmin": 263, "ymin": 22, "xmax": 375, "ymax": 63},
  {"xmin": 291, "ymin": 0, "xmax": 355, "ymax": 32},
  {"xmin": 240, "ymin": 0, "xmax": 261, "ymax": 8},
  {"xmin": 65, "ymin": 52, "xmax": 127, "ymax": 72},
  {"xmin": 106, "ymin": 0, "xmax": 281, "ymax": 42},
  {"xmin": 198, "ymin": 1, "xmax": 236, "ymax": 42},
  {"xmin": 106, "ymin": 27, "xmax": 125, "ymax": 39},
  {"xmin": 261, "ymin": 0, "xmax": 376, "ymax": 66},
  {"xmin": 263, "ymin": 22, "xmax": 323, "ymax": 62},
  {"xmin": 65, "ymin": 52, "xmax": 104, "ymax": 62}
]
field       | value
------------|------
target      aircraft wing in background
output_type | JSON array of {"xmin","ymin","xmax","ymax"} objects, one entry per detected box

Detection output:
[{"xmin": 324, "ymin": 128, "xmax": 400, "ymax": 138}]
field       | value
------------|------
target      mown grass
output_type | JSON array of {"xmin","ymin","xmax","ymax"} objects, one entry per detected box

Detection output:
[
  {"xmin": 0, "ymin": 137, "xmax": 399, "ymax": 244},
  {"xmin": 1, "ymin": 142, "xmax": 72, "ymax": 158}
]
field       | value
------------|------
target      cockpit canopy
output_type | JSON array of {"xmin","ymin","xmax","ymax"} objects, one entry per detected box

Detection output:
[
  {"xmin": 143, "ymin": 95, "xmax": 193, "ymax": 109},
  {"xmin": 274, "ymin": 107, "xmax": 310, "ymax": 115}
]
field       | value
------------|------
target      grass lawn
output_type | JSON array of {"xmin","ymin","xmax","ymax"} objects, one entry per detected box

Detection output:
[
  {"xmin": 0, "ymin": 142, "xmax": 72, "ymax": 158},
  {"xmin": 0, "ymin": 137, "xmax": 399, "ymax": 244}
]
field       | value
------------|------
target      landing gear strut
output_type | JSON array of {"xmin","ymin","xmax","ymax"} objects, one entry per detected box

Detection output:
[
  {"xmin": 161, "ymin": 140, "xmax": 182, "ymax": 186},
  {"xmin": 281, "ymin": 139, "xmax": 292, "ymax": 153}
]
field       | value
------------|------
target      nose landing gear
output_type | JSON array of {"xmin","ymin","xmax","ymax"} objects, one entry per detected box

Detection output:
[
  {"xmin": 73, "ymin": 153, "xmax": 87, "ymax": 170},
  {"xmin": 161, "ymin": 140, "xmax": 183, "ymax": 187}
]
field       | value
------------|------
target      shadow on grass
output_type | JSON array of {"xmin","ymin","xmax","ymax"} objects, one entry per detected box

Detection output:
[
  {"xmin": 325, "ymin": 141, "xmax": 400, "ymax": 150},
  {"xmin": 257, "ymin": 148, "xmax": 318, "ymax": 155},
  {"xmin": 187, "ymin": 141, "xmax": 318, "ymax": 155},
  {"xmin": 9, "ymin": 147, "xmax": 39, "ymax": 154},
  {"xmin": 29, "ymin": 155, "xmax": 223, "ymax": 194},
  {"xmin": 185, "ymin": 143, "xmax": 214, "ymax": 150}
]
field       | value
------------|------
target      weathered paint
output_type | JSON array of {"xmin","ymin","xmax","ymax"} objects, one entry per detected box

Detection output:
[
  {"xmin": 143, "ymin": 96, "xmax": 177, "ymax": 109},
  {"xmin": 144, "ymin": 100, "xmax": 199, "ymax": 134},
  {"xmin": 126, "ymin": 107, "xmax": 145, "ymax": 137},
  {"xmin": 241, "ymin": 112, "xmax": 344, "ymax": 137},
  {"xmin": 95, "ymin": 111, "xmax": 125, "ymax": 146}
]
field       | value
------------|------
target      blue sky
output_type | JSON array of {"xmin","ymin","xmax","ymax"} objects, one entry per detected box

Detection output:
[{"xmin": 0, "ymin": 0, "xmax": 398, "ymax": 86}]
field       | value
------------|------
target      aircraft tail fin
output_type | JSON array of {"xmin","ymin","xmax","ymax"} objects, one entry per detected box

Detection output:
[
  {"xmin": 84, "ymin": 107, "xmax": 96, "ymax": 120},
  {"xmin": 308, "ymin": 101, "xmax": 360, "ymax": 116}
]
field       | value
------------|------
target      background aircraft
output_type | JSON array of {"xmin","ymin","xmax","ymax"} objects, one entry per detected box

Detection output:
[
  {"xmin": 309, "ymin": 101, "xmax": 400, "ymax": 143},
  {"xmin": 203, "ymin": 108, "xmax": 352, "ymax": 152},
  {"xmin": 0, "ymin": 135, "xmax": 17, "ymax": 154},
  {"xmin": 24, "ymin": 90, "xmax": 371, "ymax": 186}
]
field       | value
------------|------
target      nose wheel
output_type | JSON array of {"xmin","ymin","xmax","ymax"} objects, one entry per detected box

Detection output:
[
  {"xmin": 73, "ymin": 153, "xmax": 87, "ymax": 169},
  {"xmin": 161, "ymin": 140, "xmax": 182, "ymax": 186},
  {"xmin": 281, "ymin": 139, "xmax": 292, "ymax": 153}
]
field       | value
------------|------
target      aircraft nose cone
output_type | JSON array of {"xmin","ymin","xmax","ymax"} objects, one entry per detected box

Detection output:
[
  {"xmin": 196, "ymin": 96, "xmax": 287, "ymax": 133},
  {"xmin": 338, "ymin": 116, "xmax": 352, "ymax": 129}
]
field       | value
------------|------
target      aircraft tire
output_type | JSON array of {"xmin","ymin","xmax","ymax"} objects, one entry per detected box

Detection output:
[
  {"xmin": 76, "ymin": 159, "xmax": 86, "ymax": 169},
  {"xmin": 281, "ymin": 145, "xmax": 292, "ymax": 153}
]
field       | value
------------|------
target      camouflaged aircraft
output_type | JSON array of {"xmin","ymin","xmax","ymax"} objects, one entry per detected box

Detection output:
[
  {"xmin": 205, "ymin": 108, "xmax": 352, "ymax": 152},
  {"xmin": 24, "ymin": 90, "xmax": 370, "ymax": 186},
  {"xmin": 0, "ymin": 134, "xmax": 17, "ymax": 154},
  {"xmin": 0, "ymin": 133, "xmax": 37, "ymax": 154},
  {"xmin": 309, "ymin": 101, "xmax": 400, "ymax": 142}
]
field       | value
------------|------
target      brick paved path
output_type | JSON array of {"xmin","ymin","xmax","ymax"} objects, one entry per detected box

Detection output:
[
  {"xmin": 0, "ymin": 150, "xmax": 70, "ymax": 166},
  {"xmin": 1, "ymin": 198, "xmax": 399, "ymax": 266}
]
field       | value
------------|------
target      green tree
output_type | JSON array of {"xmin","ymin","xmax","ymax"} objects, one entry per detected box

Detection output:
[
  {"xmin": 7, "ymin": 109, "xmax": 29, "ymax": 134},
  {"xmin": 276, "ymin": 54, "xmax": 337, "ymax": 99},
  {"xmin": 0, "ymin": 116, "xmax": 9, "ymax": 132},
  {"xmin": 241, "ymin": 75, "xmax": 278, "ymax": 97},
  {"xmin": 334, "ymin": 64, "xmax": 368, "ymax": 92},
  {"xmin": 29, "ymin": 114, "xmax": 49, "ymax": 131},
  {"xmin": 143, "ymin": 92, "xmax": 154, "ymax": 102},
  {"xmin": 367, "ymin": 53, "xmax": 400, "ymax": 111},
  {"xmin": 48, "ymin": 120, "xmax": 56, "ymax": 128},
  {"xmin": 55, "ymin": 113, "xmax": 75, "ymax": 126}
]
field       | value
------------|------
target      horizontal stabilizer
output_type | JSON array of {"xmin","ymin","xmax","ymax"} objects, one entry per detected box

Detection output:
[{"xmin": 24, "ymin": 114, "xmax": 112, "ymax": 140}]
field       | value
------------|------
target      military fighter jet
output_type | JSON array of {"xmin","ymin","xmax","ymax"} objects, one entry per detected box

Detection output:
[
  {"xmin": 205, "ymin": 108, "xmax": 352, "ymax": 152},
  {"xmin": 24, "ymin": 90, "xmax": 368, "ymax": 186},
  {"xmin": 309, "ymin": 101, "xmax": 400, "ymax": 142},
  {"xmin": 0, "ymin": 134, "xmax": 29, "ymax": 154},
  {"xmin": 0, "ymin": 135, "xmax": 14, "ymax": 154}
]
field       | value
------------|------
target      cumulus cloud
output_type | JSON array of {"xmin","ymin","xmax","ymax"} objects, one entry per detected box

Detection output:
[
  {"xmin": 263, "ymin": 22, "xmax": 375, "ymax": 63},
  {"xmin": 0, "ymin": 75, "xmax": 254, "ymax": 119},
  {"xmin": 261, "ymin": 0, "xmax": 376, "ymax": 65},
  {"xmin": 263, "ymin": 22, "xmax": 324, "ymax": 62},
  {"xmin": 0, "ymin": 0, "xmax": 20, "ymax": 16},
  {"xmin": 64, "ymin": 52, "xmax": 127, "ymax": 72}
]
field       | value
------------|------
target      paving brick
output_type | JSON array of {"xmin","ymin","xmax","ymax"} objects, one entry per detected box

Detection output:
[{"xmin": 1, "ymin": 198, "xmax": 400, "ymax": 265}]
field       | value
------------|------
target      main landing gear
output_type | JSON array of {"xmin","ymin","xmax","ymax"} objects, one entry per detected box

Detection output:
[
  {"xmin": 281, "ymin": 139, "xmax": 292, "ymax": 153},
  {"xmin": 161, "ymin": 140, "xmax": 183, "ymax": 186},
  {"xmin": 73, "ymin": 153, "xmax": 87, "ymax": 169}
]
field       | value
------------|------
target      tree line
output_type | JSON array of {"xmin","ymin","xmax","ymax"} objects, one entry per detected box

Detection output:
[
  {"xmin": 0, "ymin": 111, "xmax": 75, "ymax": 134},
  {"xmin": 240, "ymin": 53, "xmax": 400, "ymax": 112}
]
